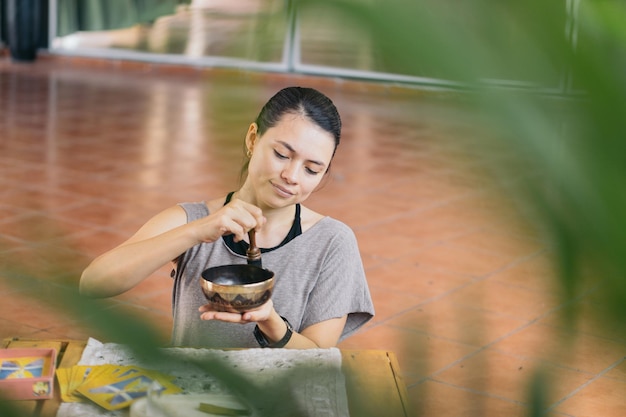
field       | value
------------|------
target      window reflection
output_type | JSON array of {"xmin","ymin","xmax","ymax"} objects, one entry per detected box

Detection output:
[{"xmin": 52, "ymin": 0, "xmax": 288, "ymax": 63}]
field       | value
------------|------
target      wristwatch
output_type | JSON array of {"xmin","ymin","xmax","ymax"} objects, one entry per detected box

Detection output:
[{"xmin": 254, "ymin": 316, "xmax": 293, "ymax": 348}]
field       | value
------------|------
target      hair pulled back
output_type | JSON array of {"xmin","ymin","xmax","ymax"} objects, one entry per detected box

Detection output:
[{"xmin": 255, "ymin": 87, "xmax": 342, "ymax": 155}]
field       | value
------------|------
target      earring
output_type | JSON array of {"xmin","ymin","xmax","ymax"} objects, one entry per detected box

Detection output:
[{"xmin": 246, "ymin": 149, "xmax": 252, "ymax": 158}]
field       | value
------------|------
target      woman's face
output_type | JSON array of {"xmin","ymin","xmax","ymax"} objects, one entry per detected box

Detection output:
[{"xmin": 245, "ymin": 113, "xmax": 336, "ymax": 209}]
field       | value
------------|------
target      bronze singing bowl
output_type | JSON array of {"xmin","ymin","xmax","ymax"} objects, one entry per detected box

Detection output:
[{"xmin": 200, "ymin": 264, "xmax": 274, "ymax": 313}]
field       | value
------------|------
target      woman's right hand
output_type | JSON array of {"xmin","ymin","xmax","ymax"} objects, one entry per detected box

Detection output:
[{"xmin": 190, "ymin": 198, "xmax": 266, "ymax": 245}]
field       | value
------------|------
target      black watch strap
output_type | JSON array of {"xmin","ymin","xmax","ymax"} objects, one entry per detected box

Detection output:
[{"xmin": 254, "ymin": 316, "xmax": 293, "ymax": 348}]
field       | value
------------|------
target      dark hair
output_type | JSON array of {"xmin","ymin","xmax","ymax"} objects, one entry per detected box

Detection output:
[{"xmin": 255, "ymin": 87, "xmax": 342, "ymax": 155}]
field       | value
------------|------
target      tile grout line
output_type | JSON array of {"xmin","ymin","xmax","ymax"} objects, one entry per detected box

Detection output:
[
  {"xmin": 368, "ymin": 249, "xmax": 548, "ymax": 330},
  {"xmin": 544, "ymin": 355, "xmax": 626, "ymax": 412},
  {"xmin": 403, "ymin": 280, "xmax": 612, "ymax": 390}
]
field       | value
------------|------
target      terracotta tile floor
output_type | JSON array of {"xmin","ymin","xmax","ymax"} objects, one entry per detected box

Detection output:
[{"xmin": 1, "ymin": 54, "xmax": 624, "ymax": 417}]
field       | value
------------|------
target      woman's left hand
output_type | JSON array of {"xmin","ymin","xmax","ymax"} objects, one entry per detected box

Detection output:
[
  {"xmin": 200, "ymin": 299, "xmax": 347, "ymax": 348},
  {"xmin": 199, "ymin": 299, "xmax": 274, "ymax": 324}
]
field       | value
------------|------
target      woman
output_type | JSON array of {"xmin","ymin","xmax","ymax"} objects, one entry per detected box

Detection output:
[{"xmin": 80, "ymin": 87, "xmax": 374, "ymax": 349}]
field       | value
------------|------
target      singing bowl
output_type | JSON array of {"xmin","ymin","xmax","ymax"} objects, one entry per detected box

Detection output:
[{"xmin": 200, "ymin": 264, "xmax": 274, "ymax": 313}]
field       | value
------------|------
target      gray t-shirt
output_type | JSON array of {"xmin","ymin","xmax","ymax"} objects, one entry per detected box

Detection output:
[{"xmin": 170, "ymin": 202, "xmax": 374, "ymax": 348}]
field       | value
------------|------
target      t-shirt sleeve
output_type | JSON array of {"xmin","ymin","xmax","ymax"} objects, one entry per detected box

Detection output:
[
  {"xmin": 300, "ymin": 222, "xmax": 375, "ymax": 340},
  {"xmin": 178, "ymin": 201, "xmax": 209, "ymax": 222}
]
